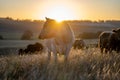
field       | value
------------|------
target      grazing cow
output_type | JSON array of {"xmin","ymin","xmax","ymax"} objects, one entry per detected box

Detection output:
[
  {"xmin": 39, "ymin": 17, "xmax": 75, "ymax": 62},
  {"xmin": 73, "ymin": 39, "xmax": 85, "ymax": 49},
  {"xmin": 18, "ymin": 42, "xmax": 43, "ymax": 55},
  {"xmin": 99, "ymin": 31, "xmax": 114, "ymax": 53}
]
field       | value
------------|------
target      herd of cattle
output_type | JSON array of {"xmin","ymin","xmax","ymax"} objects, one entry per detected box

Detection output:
[{"xmin": 18, "ymin": 28, "xmax": 120, "ymax": 55}]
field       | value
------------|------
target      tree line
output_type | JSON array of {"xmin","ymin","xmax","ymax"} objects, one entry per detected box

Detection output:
[{"xmin": 77, "ymin": 31, "xmax": 102, "ymax": 39}]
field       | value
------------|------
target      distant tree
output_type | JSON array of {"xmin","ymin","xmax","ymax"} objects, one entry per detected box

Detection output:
[
  {"xmin": 0, "ymin": 35, "xmax": 3, "ymax": 40},
  {"xmin": 21, "ymin": 30, "xmax": 33, "ymax": 40},
  {"xmin": 5, "ymin": 17, "xmax": 13, "ymax": 20}
]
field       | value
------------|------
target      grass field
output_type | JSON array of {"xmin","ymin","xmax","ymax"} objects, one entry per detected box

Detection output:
[{"xmin": 0, "ymin": 48, "xmax": 120, "ymax": 80}]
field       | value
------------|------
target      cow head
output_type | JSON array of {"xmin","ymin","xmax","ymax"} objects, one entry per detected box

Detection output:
[
  {"xmin": 39, "ymin": 17, "xmax": 57, "ymax": 39},
  {"xmin": 113, "ymin": 28, "xmax": 120, "ymax": 33},
  {"xmin": 113, "ymin": 28, "xmax": 120, "ymax": 40}
]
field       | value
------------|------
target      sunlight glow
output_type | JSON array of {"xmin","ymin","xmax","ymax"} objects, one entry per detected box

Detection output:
[
  {"xmin": 0, "ymin": 0, "xmax": 120, "ymax": 20},
  {"xmin": 41, "ymin": 5, "xmax": 77, "ymax": 21}
]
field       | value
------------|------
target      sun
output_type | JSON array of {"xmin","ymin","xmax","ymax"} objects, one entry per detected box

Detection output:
[{"xmin": 43, "ymin": 6, "xmax": 75, "ymax": 22}]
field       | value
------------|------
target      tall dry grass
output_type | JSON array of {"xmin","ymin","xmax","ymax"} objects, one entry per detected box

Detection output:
[{"xmin": 0, "ymin": 48, "xmax": 120, "ymax": 80}]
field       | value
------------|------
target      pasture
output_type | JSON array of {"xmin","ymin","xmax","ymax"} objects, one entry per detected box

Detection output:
[
  {"xmin": 0, "ymin": 47, "xmax": 120, "ymax": 80},
  {"xmin": 0, "ymin": 0, "xmax": 120, "ymax": 79}
]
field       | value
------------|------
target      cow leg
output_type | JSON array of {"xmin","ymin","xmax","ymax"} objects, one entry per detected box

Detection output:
[
  {"xmin": 116, "ymin": 48, "xmax": 119, "ymax": 53},
  {"xmin": 50, "ymin": 46, "xmax": 57, "ymax": 63},
  {"xmin": 116, "ymin": 49, "xmax": 119, "ymax": 53},
  {"xmin": 100, "ymin": 47, "xmax": 104, "ymax": 53},
  {"xmin": 53, "ymin": 52, "xmax": 57, "ymax": 63},
  {"xmin": 109, "ymin": 48, "xmax": 112, "ymax": 53},
  {"xmin": 105, "ymin": 49, "xmax": 108, "ymax": 53},
  {"xmin": 64, "ymin": 44, "xmax": 72, "ymax": 62},
  {"xmin": 48, "ymin": 51, "xmax": 51, "ymax": 61}
]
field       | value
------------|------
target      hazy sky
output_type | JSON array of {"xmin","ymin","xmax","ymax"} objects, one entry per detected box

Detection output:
[{"xmin": 0, "ymin": 0, "xmax": 120, "ymax": 20}]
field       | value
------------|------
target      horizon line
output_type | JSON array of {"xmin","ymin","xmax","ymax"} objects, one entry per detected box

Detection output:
[{"xmin": 0, "ymin": 16, "xmax": 120, "ymax": 21}]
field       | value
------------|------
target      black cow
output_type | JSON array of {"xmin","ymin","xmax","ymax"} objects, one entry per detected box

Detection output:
[
  {"xmin": 18, "ymin": 42, "xmax": 43, "ymax": 55},
  {"xmin": 108, "ymin": 28, "xmax": 120, "ymax": 53}
]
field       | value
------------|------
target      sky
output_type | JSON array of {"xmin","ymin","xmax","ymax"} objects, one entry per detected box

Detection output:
[{"xmin": 0, "ymin": 0, "xmax": 120, "ymax": 20}]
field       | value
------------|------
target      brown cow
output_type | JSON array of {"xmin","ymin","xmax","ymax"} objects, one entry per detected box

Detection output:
[
  {"xmin": 99, "ymin": 31, "xmax": 114, "ymax": 53},
  {"xmin": 99, "ymin": 28, "xmax": 120, "ymax": 53},
  {"xmin": 108, "ymin": 28, "xmax": 120, "ymax": 53}
]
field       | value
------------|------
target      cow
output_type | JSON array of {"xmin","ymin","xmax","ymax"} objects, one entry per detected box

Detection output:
[
  {"xmin": 99, "ymin": 28, "xmax": 120, "ymax": 53},
  {"xmin": 39, "ymin": 17, "xmax": 75, "ymax": 62},
  {"xmin": 18, "ymin": 42, "xmax": 43, "ymax": 55},
  {"xmin": 73, "ymin": 39, "xmax": 85, "ymax": 49},
  {"xmin": 108, "ymin": 28, "xmax": 120, "ymax": 53},
  {"xmin": 99, "ymin": 31, "xmax": 114, "ymax": 53}
]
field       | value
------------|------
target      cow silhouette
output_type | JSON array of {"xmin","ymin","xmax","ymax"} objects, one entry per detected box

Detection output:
[
  {"xmin": 39, "ymin": 17, "xmax": 75, "ymax": 62},
  {"xmin": 99, "ymin": 28, "xmax": 120, "ymax": 53},
  {"xmin": 18, "ymin": 42, "xmax": 43, "ymax": 55}
]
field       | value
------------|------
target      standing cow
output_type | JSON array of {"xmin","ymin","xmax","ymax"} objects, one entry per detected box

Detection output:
[
  {"xmin": 99, "ymin": 31, "xmax": 113, "ymax": 53},
  {"xmin": 99, "ymin": 28, "xmax": 120, "ymax": 53},
  {"xmin": 108, "ymin": 28, "xmax": 120, "ymax": 53},
  {"xmin": 39, "ymin": 17, "xmax": 75, "ymax": 62}
]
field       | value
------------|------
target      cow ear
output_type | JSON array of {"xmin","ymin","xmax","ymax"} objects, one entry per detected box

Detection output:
[
  {"xmin": 45, "ymin": 17, "xmax": 49, "ymax": 20},
  {"xmin": 113, "ymin": 29, "xmax": 117, "ymax": 32}
]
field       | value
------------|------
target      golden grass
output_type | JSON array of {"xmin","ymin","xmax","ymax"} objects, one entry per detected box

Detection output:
[{"xmin": 0, "ymin": 48, "xmax": 120, "ymax": 80}]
